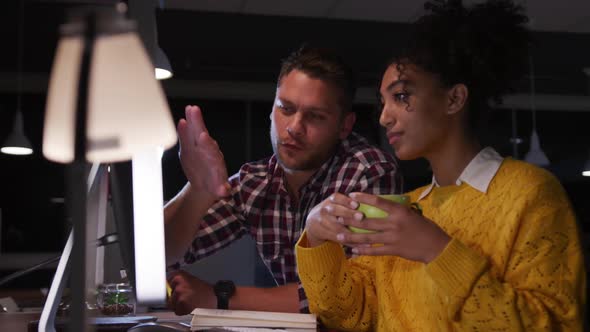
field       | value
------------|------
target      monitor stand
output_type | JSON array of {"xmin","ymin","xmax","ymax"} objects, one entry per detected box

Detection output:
[
  {"xmin": 38, "ymin": 163, "xmax": 109, "ymax": 332},
  {"xmin": 38, "ymin": 229, "xmax": 73, "ymax": 332}
]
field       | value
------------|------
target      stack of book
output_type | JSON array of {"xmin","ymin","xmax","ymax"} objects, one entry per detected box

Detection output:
[{"xmin": 190, "ymin": 308, "xmax": 317, "ymax": 332}]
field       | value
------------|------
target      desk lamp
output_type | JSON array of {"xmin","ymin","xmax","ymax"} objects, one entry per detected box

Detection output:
[{"xmin": 41, "ymin": 4, "xmax": 176, "ymax": 331}]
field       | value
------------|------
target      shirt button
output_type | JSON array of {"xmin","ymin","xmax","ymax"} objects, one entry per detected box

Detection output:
[{"xmin": 455, "ymin": 179, "xmax": 462, "ymax": 186}]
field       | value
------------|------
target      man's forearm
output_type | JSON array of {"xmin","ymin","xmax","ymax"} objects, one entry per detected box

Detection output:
[
  {"xmin": 230, "ymin": 283, "xmax": 301, "ymax": 313},
  {"xmin": 164, "ymin": 182, "xmax": 217, "ymax": 263}
]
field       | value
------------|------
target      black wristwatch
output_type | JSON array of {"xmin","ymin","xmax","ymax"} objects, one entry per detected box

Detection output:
[{"xmin": 213, "ymin": 280, "xmax": 236, "ymax": 309}]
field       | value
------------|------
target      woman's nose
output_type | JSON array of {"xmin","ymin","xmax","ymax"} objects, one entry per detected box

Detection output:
[{"xmin": 379, "ymin": 105, "xmax": 395, "ymax": 128}]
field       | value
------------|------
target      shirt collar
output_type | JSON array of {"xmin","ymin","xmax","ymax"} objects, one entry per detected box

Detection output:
[
  {"xmin": 268, "ymin": 132, "xmax": 365, "ymax": 193},
  {"xmin": 417, "ymin": 147, "xmax": 503, "ymax": 201}
]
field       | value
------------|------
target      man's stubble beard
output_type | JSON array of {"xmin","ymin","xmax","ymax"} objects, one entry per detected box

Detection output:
[{"xmin": 270, "ymin": 122, "xmax": 340, "ymax": 172}]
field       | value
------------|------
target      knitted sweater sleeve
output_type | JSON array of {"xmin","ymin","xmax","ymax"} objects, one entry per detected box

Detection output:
[
  {"xmin": 296, "ymin": 233, "xmax": 378, "ymax": 332},
  {"xmin": 425, "ymin": 177, "xmax": 586, "ymax": 331}
]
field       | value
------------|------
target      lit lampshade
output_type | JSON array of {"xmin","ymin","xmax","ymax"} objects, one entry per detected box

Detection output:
[
  {"xmin": 154, "ymin": 46, "xmax": 173, "ymax": 80},
  {"xmin": 1, "ymin": 111, "xmax": 33, "ymax": 155},
  {"xmin": 42, "ymin": 9, "xmax": 176, "ymax": 164}
]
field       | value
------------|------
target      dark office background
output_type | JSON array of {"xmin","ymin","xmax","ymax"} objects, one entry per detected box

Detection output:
[{"xmin": 0, "ymin": 0, "xmax": 589, "ymax": 292}]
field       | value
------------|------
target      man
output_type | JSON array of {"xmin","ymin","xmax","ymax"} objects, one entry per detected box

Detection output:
[{"xmin": 165, "ymin": 46, "xmax": 401, "ymax": 315}]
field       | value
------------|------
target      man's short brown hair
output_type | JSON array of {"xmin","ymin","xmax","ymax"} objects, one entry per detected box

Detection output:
[{"xmin": 277, "ymin": 45, "xmax": 356, "ymax": 113}]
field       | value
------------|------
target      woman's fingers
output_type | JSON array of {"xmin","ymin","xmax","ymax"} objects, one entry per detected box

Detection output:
[
  {"xmin": 341, "ymin": 217, "xmax": 395, "ymax": 233},
  {"xmin": 326, "ymin": 192, "xmax": 359, "ymax": 208},
  {"xmin": 322, "ymin": 202, "xmax": 363, "ymax": 221}
]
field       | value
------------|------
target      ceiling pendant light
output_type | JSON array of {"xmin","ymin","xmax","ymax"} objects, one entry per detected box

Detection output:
[
  {"xmin": 582, "ymin": 153, "xmax": 590, "ymax": 177},
  {"xmin": 524, "ymin": 54, "xmax": 550, "ymax": 167},
  {"xmin": 1, "ymin": 111, "xmax": 33, "ymax": 155},
  {"xmin": 1, "ymin": 0, "xmax": 33, "ymax": 156},
  {"xmin": 129, "ymin": 0, "xmax": 173, "ymax": 80},
  {"xmin": 582, "ymin": 68, "xmax": 590, "ymax": 177},
  {"xmin": 154, "ymin": 45, "xmax": 172, "ymax": 80}
]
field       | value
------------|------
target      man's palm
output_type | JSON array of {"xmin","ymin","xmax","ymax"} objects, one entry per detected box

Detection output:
[{"xmin": 178, "ymin": 105, "xmax": 230, "ymax": 199}]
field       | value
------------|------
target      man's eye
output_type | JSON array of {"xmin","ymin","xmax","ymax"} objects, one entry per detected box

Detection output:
[
  {"xmin": 308, "ymin": 113, "xmax": 325, "ymax": 121},
  {"xmin": 278, "ymin": 104, "xmax": 293, "ymax": 113}
]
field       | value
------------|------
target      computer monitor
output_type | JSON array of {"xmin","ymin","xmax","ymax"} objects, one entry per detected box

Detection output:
[
  {"xmin": 109, "ymin": 148, "xmax": 167, "ymax": 305},
  {"xmin": 108, "ymin": 161, "xmax": 136, "ymax": 289},
  {"xmin": 39, "ymin": 149, "xmax": 167, "ymax": 331}
]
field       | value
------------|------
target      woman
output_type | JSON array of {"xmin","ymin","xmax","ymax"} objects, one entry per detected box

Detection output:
[{"xmin": 295, "ymin": 1, "xmax": 586, "ymax": 331}]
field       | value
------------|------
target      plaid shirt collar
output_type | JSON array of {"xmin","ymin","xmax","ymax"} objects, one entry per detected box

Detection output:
[{"xmin": 266, "ymin": 133, "xmax": 363, "ymax": 197}]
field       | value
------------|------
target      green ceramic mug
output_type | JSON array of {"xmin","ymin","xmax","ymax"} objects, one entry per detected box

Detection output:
[{"xmin": 348, "ymin": 194, "xmax": 420, "ymax": 234}]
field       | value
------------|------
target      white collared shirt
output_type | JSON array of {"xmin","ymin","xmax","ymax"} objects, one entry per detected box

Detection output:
[{"xmin": 417, "ymin": 147, "xmax": 504, "ymax": 201}]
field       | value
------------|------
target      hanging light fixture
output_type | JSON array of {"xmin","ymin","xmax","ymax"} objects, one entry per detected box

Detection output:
[
  {"xmin": 582, "ymin": 68, "xmax": 590, "ymax": 177},
  {"xmin": 154, "ymin": 45, "xmax": 172, "ymax": 80},
  {"xmin": 583, "ymin": 154, "xmax": 590, "ymax": 177},
  {"xmin": 1, "ymin": 112, "xmax": 33, "ymax": 155},
  {"xmin": 128, "ymin": 0, "xmax": 172, "ymax": 80},
  {"xmin": 154, "ymin": 0, "xmax": 172, "ymax": 79},
  {"xmin": 524, "ymin": 53, "xmax": 550, "ymax": 167},
  {"xmin": 1, "ymin": 0, "xmax": 33, "ymax": 156},
  {"xmin": 153, "ymin": 1, "xmax": 173, "ymax": 80}
]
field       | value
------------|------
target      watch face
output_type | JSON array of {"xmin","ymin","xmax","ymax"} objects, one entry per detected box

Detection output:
[
  {"xmin": 215, "ymin": 280, "xmax": 236, "ymax": 297},
  {"xmin": 215, "ymin": 280, "xmax": 235, "ymax": 309}
]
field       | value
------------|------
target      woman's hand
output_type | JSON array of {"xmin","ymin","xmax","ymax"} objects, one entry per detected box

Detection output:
[
  {"xmin": 337, "ymin": 192, "xmax": 451, "ymax": 264},
  {"xmin": 304, "ymin": 193, "xmax": 362, "ymax": 247}
]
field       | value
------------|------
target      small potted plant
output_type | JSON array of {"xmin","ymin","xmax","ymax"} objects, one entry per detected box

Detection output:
[{"xmin": 96, "ymin": 283, "xmax": 135, "ymax": 316}]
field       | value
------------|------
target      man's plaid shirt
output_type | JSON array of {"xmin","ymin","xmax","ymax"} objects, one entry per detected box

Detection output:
[{"xmin": 179, "ymin": 132, "xmax": 401, "ymax": 311}]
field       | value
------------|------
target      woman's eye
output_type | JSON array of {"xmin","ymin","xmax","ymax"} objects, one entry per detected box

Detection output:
[{"xmin": 393, "ymin": 92, "xmax": 410, "ymax": 103}]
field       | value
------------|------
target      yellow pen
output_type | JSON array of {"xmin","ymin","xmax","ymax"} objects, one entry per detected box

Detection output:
[{"xmin": 166, "ymin": 282, "xmax": 172, "ymax": 298}]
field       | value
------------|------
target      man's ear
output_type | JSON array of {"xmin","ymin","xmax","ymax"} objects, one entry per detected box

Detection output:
[
  {"xmin": 447, "ymin": 84, "xmax": 468, "ymax": 115},
  {"xmin": 339, "ymin": 111, "xmax": 356, "ymax": 139}
]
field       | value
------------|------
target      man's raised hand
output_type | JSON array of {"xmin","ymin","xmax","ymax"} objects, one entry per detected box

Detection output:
[{"xmin": 178, "ymin": 105, "xmax": 231, "ymax": 201}]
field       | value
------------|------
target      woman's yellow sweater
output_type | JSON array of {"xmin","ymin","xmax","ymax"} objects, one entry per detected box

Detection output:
[{"xmin": 296, "ymin": 159, "xmax": 586, "ymax": 331}]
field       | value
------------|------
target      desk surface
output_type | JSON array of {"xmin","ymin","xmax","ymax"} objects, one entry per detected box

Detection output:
[
  {"xmin": 0, "ymin": 312, "xmax": 40, "ymax": 332},
  {"xmin": 2, "ymin": 311, "xmax": 322, "ymax": 332},
  {"xmin": 0, "ymin": 311, "xmax": 189, "ymax": 332}
]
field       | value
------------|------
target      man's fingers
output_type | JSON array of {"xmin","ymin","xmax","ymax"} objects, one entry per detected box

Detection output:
[
  {"xmin": 177, "ymin": 119, "xmax": 191, "ymax": 154},
  {"xmin": 185, "ymin": 105, "xmax": 209, "ymax": 137},
  {"xmin": 167, "ymin": 271, "xmax": 185, "ymax": 289},
  {"xmin": 167, "ymin": 292, "xmax": 176, "ymax": 313}
]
